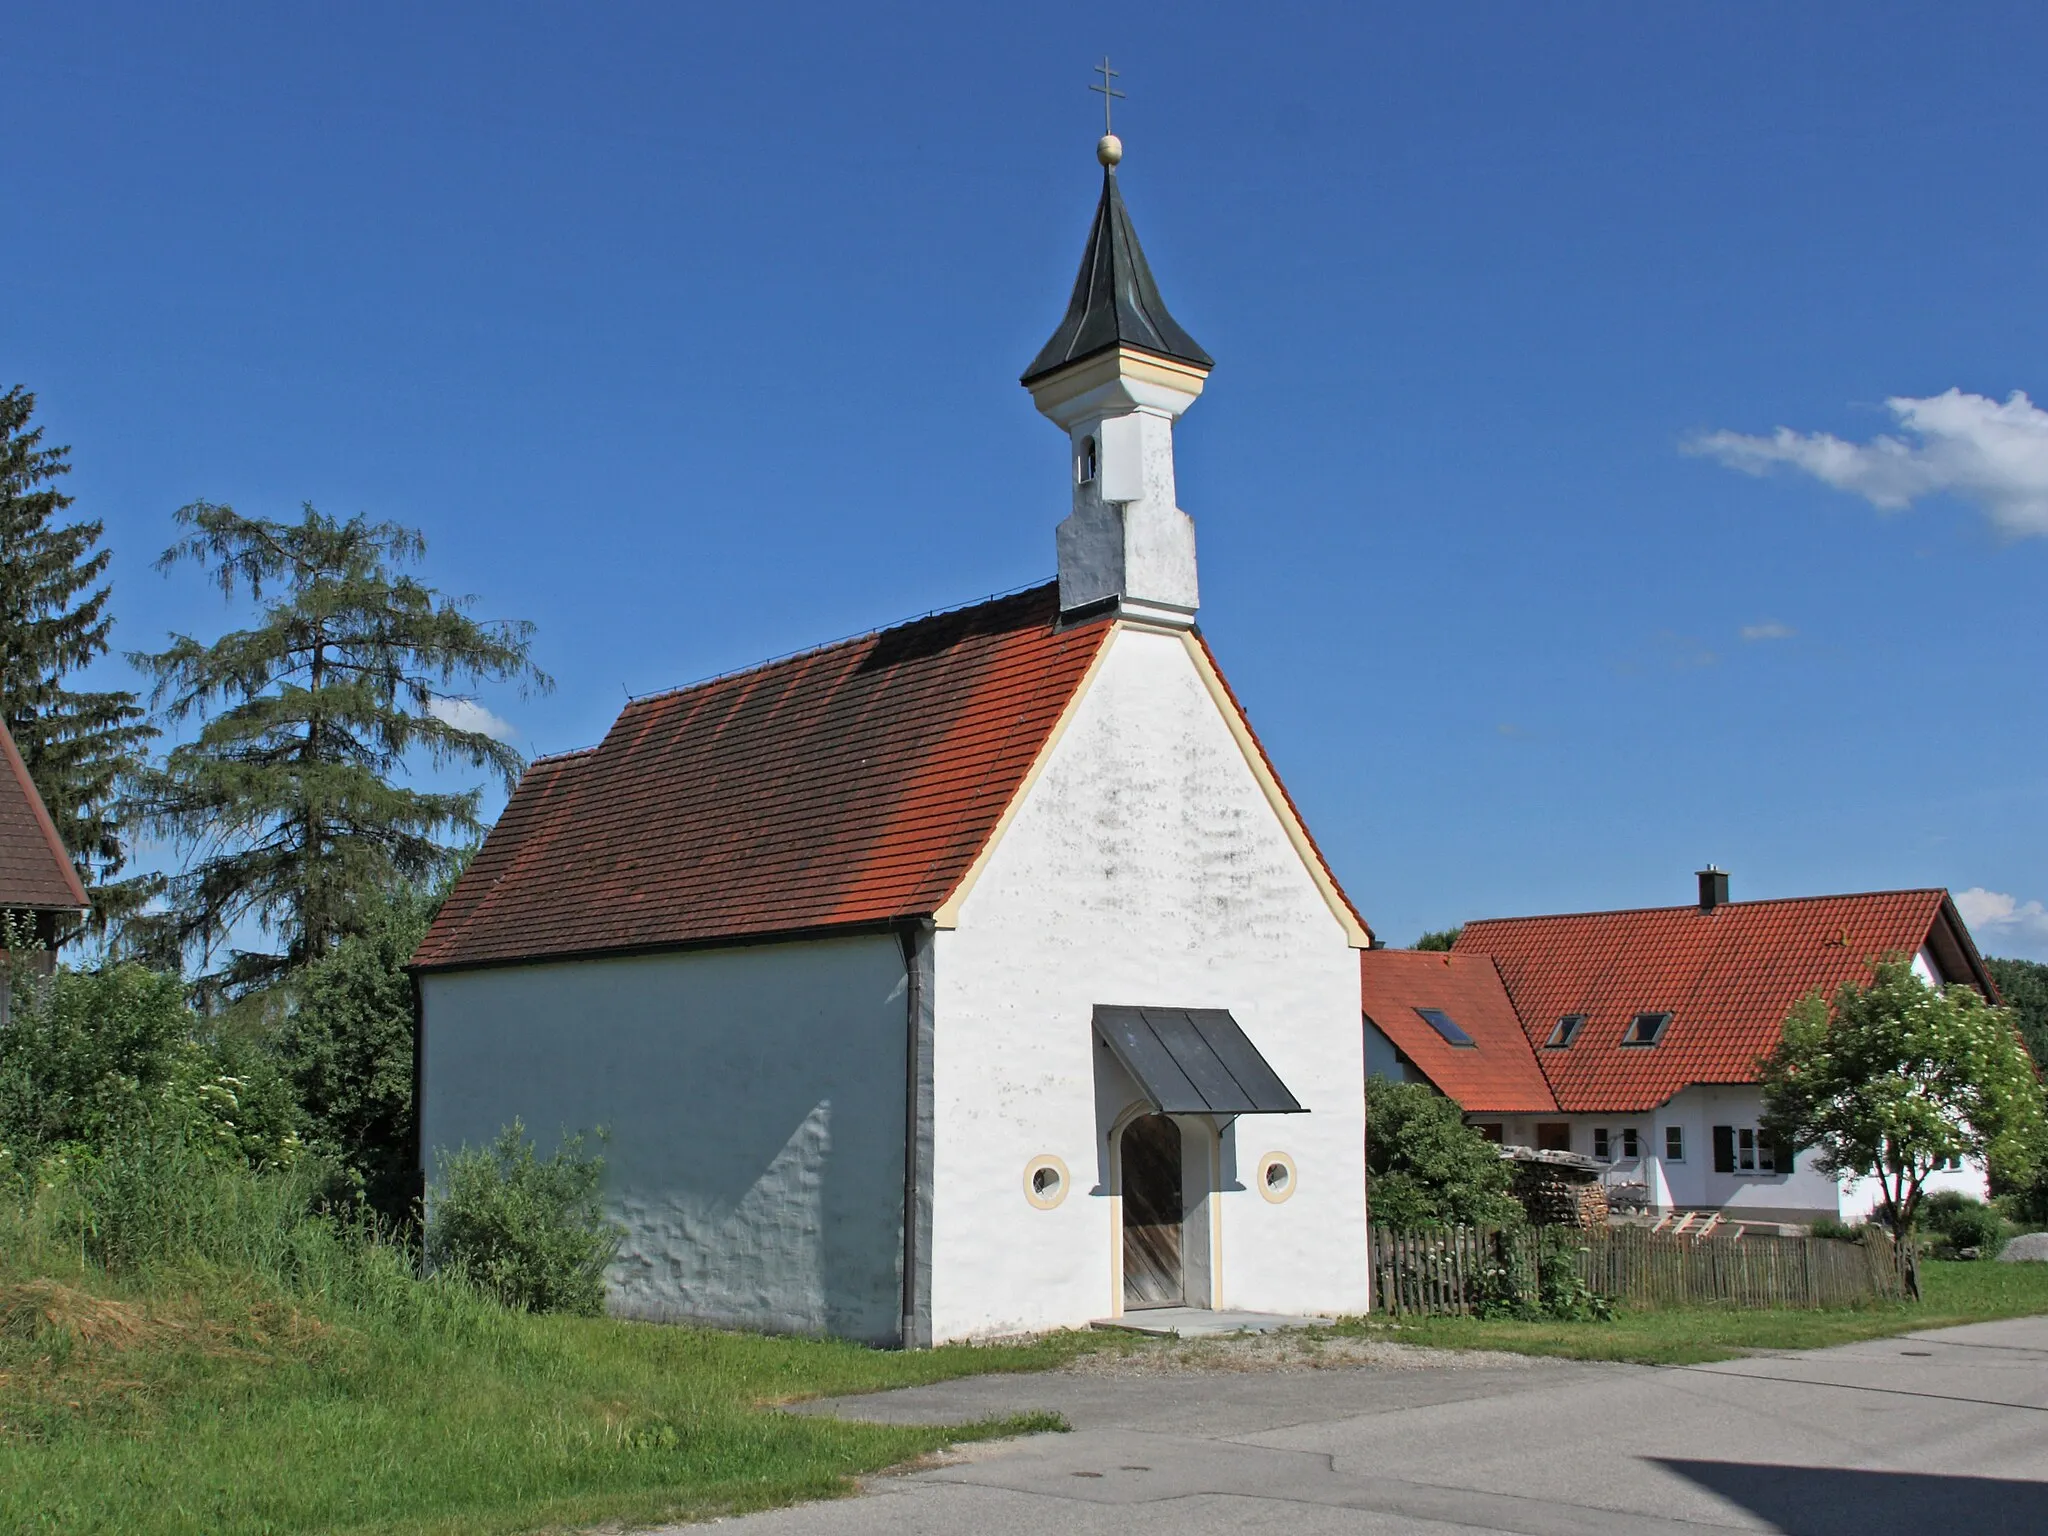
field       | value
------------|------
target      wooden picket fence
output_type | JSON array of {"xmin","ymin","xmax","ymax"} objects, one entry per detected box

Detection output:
[{"xmin": 1369, "ymin": 1222, "xmax": 1910, "ymax": 1317}]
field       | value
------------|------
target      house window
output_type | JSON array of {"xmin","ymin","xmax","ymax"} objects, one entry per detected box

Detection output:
[
  {"xmin": 1536, "ymin": 1122, "xmax": 1571, "ymax": 1152},
  {"xmin": 1664, "ymin": 1125, "xmax": 1685, "ymax": 1163},
  {"xmin": 1623, "ymin": 1011, "xmax": 1671, "ymax": 1046},
  {"xmin": 1621, "ymin": 1128, "xmax": 1640, "ymax": 1159},
  {"xmin": 1546, "ymin": 1014, "xmax": 1585, "ymax": 1048},
  {"xmin": 1077, "ymin": 436, "xmax": 1098, "ymax": 485},
  {"xmin": 1714, "ymin": 1125, "xmax": 1782, "ymax": 1175},
  {"xmin": 1593, "ymin": 1127, "xmax": 1611, "ymax": 1161},
  {"xmin": 1414, "ymin": 1007, "xmax": 1476, "ymax": 1047},
  {"xmin": 1474, "ymin": 1123, "xmax": 1504, "ymax": 1144},
  {"xmin": 1742, "ymin": 1128, "xmax": 1769, "ymax": 1172}
]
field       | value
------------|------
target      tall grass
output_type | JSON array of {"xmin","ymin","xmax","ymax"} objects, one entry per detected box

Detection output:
[
  {"xmin": 0, "ymin": 1138, "xmax": 1083, "ymax": 1535},
  {"xmin": 0, "ymin": 1126, "xmax": 524, "ymax": 1352}
]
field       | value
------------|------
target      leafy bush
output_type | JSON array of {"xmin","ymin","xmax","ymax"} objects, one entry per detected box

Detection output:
[
  {"xmin": 271, "ymin": 883, "xmax": 441, "ymax": 1223},
  {"xmin": 1538, "ymin": 1238, "xmax": 1618, "ymax": 1321},
  {"xmin": 1470, "ymin": 1228, "xmax": 1616, "ymax": 1321},
  {"xmin": 1918, "ymin": 1191, "xmax": 2007, "ymax": 1259},
  {"xmin": 1984, "ymin": 955, "xmax": 2048, "ymax": 1067},
  {"xmin": 1366, "ymin": 1079, "xmax": 1521, "ymax": 1229},
  {"xmin": 1808, "ymin": 1216, "xmax": 1858, "ymax": 1241},
  {"xmin": 0, "ymin": 961, "xmax": 300, "ymax": 1172},
  {"xmin": 1997, "ymin": 1180, "xmax": 2048, "ymax": 1230},
  {"xmin": 425, "ymin": 1122, "xmax": 621, "ymax": 1315}
]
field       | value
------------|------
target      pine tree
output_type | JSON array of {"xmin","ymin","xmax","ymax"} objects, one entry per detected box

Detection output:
[
  {"xmin": 130, "ymin": 501, "xmax": 551, "ymax": 992},
  {"xmin": 0, "ymin": 385, "xmax": 156, "ymax": 933}
]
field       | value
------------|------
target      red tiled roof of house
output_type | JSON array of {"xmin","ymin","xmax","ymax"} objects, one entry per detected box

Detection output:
[
  {"xmin": 1454, "ymin": 890, "xmax": 1977, "ymax": 1113},
  {"xmin": 413, "ymin": 584, "xmax": 1116, "ymax": 971},
  {"xmin": 1361, "ymin": 949, "xmax": 1557, "ymax": 1113},
  {"xmin": 0, "ymin": 720, "xmax": 89, "ymax": 913}
]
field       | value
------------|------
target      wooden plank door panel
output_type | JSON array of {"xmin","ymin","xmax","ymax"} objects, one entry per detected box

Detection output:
[{"xmin": 1122, "ymin": 1114, "xmax": 1183, "ymax": 1309}]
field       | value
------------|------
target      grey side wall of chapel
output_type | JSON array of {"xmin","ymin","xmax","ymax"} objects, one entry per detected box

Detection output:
[
  {"xmin": 899, "ymin": 922, "xmax": 935, "ymax": 1349},
  {"xmin": 418, "ymin": 933, "xmax": 909, "ymax": 1344}
]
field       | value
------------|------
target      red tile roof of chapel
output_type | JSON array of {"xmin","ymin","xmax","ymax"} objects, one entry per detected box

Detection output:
[
  {"xmin": 1359, "ymin": 949, "xmax": 1558, "ymax": 1113},
  {"xmin": 1452, "ymin": 889, "xmax": 1987, "ymax": 1114},
  {"xmin": 0, "ymin": 720, "xmax": 89, "ymax": 913},
  {"xmin": 415, "ymin": 583, "xmax": 1370, "ymax": 972},
  {"xmin": 414, "ymin": 583, "xmax": 1120, "ymax": 971}
]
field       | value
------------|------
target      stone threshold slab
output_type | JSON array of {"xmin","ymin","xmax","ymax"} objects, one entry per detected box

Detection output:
[{"xmin": 1091, "ymin": 1307, "xmax": 1335, "ymax": 1338}]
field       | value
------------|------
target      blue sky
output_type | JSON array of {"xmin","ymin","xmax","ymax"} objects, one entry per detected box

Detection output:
[{"xmin": 7, "ymin": 3, "xmax": 2047, "ymax": 958}]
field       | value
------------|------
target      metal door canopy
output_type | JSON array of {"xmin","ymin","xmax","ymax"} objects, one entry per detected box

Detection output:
[{"xmin": 1094, "ymin": 1005, "xmax": 1304, "ymax": 1116}]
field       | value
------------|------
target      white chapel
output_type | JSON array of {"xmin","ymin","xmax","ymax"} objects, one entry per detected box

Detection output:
[{"xmin": 412, "ymin": 129, "xmax": 1376, "ymax": 1344}]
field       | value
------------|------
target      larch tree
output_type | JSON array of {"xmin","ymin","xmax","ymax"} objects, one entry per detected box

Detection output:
[
  {"xmin": 1760, "ymin": 956, "xmax": 2048, "ymax": 1234},
  {"xmin": 129, "ymin": 501, "xmax": 550, "ymax": 993},
  {"xmin": 0, "ymin": 385, "xmax": 156, "ymax": 935}
]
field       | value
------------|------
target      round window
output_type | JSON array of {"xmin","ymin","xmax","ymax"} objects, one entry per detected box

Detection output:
[
  {"xmin": 1023, "ymin": 1154, "xmax": 1070, "ymax": 1210},
  {"xmin": 1257, "ymin": 1152, "xmax": 1297, "ymax": 1204}
]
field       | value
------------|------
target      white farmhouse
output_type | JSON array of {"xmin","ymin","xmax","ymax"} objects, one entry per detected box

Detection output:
[
  {"xmin": 411, "ymin": 136, "xmax": 1374, "ymax": 1346},
  {"xmin": 1362, "ymin": 870, "xmax": 2000, "ymax": 1226}
]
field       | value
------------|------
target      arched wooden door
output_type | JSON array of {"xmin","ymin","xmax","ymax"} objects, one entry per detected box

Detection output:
[{"xmin": 1120, "ymin": 1113, "xmax": 1184, "ymax": 1309}]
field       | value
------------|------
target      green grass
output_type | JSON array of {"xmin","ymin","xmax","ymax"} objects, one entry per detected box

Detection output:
[
  {"xmin": 8, "ymin": 1220, "xmax": 2046, "ymax": 1536},
  {"xmin": 0, "ymin": 1255, "xmax": 1096, "ymax": 1536},
  {"xmin": 1333, "ymin": 1259, "xmax": 2048, "ymax": 1366}
]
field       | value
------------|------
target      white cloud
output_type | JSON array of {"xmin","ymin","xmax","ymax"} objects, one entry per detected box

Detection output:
[
  {"xmin": 1954, "ymin": 887, "xmax": 2048, "ymax": 958},
  {"xmin": 1739, "ymin": 621, "xmax": 1796, "ymax": 642},
  {"xmin": 428, "ymin": 696, "xmax": 517, "ymax": 742},
  {"xmin": 1687, "ymin": 389, "xmax": 2048, "ymax": 538}
]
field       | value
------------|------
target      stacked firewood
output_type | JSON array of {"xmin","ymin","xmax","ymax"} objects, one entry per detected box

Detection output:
[{"xmin": 1509, "ymin": 1163, "xmax": 1608, "ymax": 1227}]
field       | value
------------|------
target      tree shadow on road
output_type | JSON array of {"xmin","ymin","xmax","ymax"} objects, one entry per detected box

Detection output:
[{"xmin": 1657, "ymin": 1459, "xmax": 2047, "ymax": 1535}]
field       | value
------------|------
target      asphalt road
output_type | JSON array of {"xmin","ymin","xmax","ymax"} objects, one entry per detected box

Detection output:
[{"xmin": 677, "ymin": 1316, "xmax": 2048, "ymax": 1535}]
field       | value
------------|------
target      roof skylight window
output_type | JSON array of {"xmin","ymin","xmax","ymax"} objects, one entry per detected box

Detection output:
[
  {"xmin": 1545, "ymin": 1014, "xmax": 1586, "ymax": 1048},
  {"xmin": 1414, "ymin": 1007, "xmax": 1476, "ymax": 1048},
  {"xmin": 1622, "ymin": 1011, "xmax": 1672, "ymax": 1047}
]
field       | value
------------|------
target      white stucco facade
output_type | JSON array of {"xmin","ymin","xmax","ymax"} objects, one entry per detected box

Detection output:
[
  {"xmin": 419, "ymin": 621, "xmax": 1374, "ymax": 1347},
  {"xmin": 930, "ymin": 622, "xmax": 1370, "ymax": 1340},
  {"xmin": 1471, "ymin": 1086, "xmax": 1989, "ymax": 1225},
  {"xmin": 418, "ymin": 935, "xmax": 914, "ymax": 1344},
  {"xmin": 1030, "ymin": 346, "xmax": 1208, "ymax": 625}
]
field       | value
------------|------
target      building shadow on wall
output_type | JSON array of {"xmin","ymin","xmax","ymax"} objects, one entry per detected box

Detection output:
[{"xmin": 1655, "ymin": 1459, "xmax": 2048, "ymax": 1534}]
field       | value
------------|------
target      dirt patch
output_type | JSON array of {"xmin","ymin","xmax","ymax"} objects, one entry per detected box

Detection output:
[
  {"xmin": 0, "ymin": 1282, "xmax": 166, "ymax": 1351},
  {"xmin": 1061, "ymin": 1331, "xmax": 1555, "ymax": 1376},
  {"xmin": 0, "ymin": 1280, "xmax": 328, "ymax": 1359}
]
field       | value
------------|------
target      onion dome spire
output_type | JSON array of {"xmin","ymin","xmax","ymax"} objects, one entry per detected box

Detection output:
[{"xmin": 1020, "ymin": 140, "xmax": 1212, "ymax": 386}]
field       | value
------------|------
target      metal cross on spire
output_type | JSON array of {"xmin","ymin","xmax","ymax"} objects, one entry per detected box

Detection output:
[{"xmin": 1090, "ymin": 56, "xmax": 1125, "ymax": 135}]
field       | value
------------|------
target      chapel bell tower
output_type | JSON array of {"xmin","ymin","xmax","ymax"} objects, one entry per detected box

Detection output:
[{"xmin": 1022, "ymin": 120, "xmax": 1213, "ymax": 629}]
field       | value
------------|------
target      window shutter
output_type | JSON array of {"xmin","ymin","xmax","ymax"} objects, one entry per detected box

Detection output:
[
  {"xmin": 1765, "ymin": 1130, "xmax": 1793, "ymax": 1173},
  {"xmin": 1712, "ymin": 1125, "xmax": 1736, "ymax": 1174}
]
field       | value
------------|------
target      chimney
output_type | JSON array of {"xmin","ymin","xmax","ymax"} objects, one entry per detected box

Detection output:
[{"xmin": 1697, "ymin": 866, "xmax": 1729, "ymax": 913}]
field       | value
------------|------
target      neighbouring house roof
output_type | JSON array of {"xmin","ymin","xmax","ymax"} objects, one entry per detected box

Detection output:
[
  {"xmin": 1359, "ymin": 949, "xmax": 1559, "ymax": 1114},
  {"xmin": 0, "ymin": 719, "xmax": 89, "ymax": 915},
  {"xmin": 1453, "ymin": 890, "xmax": 1990, "ymax": 1115},
  {"xmin": 1020, "ymin": 168, "xmax": 1213, "ymax": 386},
  {"xmin": 414, "ymin": 584, "xmax": 1116, "ymax": 972}
]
